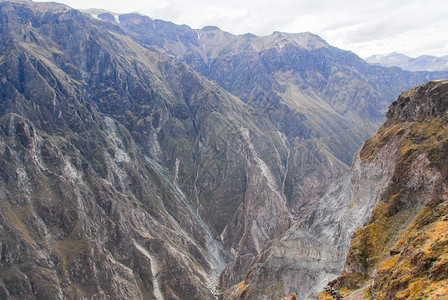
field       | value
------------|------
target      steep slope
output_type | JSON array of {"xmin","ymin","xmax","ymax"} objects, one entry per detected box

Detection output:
[
  {"xmin": 0, "ymin": 1, "xmax": 226, "ymax": 298},
  {"xmin": 0, "ymin": 0, "xmax": 295, "ymax": 298},
  {"xmin": 223, "ymin": 80, "xmax": 448, "ymax": 300},
  {"xmin": 320, "ymin": 79, "xmax": 448, "ymax": 299}
]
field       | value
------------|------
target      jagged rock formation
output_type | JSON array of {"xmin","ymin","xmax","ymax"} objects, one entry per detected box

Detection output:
[
  {"xmin": 1, "ymin": 1, "xmax": 448, "ymax": 299},
  {"xmin": 323, "ymin": 286, "xmax": 342, "ymax": 300},
  {"xmin": 320, "ymin": 79, "xmax": 448, "ymax": 299},
  {"xmin": 366, "ymin": 52, "xmax": 448, "ymax": 72}
]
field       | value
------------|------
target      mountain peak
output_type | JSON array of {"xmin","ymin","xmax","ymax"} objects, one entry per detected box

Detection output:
[
  {"xmin": 269, "ymin": 31, "xmax": 329, "ymax": 50},
  {"xmin": 387, "ymin": 79, "xmax": 448, "ymax": 122},
  {"xmin": 201, "ymin": 25, "xmax": 220, "ymax": 31},
  {"xmin": 1, "ymin": 0, "xmax": 70, "ymax": 12}
]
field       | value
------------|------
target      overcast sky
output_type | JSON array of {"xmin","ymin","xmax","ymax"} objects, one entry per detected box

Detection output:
[{"xmin": 35, "ymin": 0, "xmax": 448, "ymax": 58}]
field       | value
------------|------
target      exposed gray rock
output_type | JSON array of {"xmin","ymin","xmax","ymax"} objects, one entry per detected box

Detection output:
[{"xmin": 387, "ymin": 79, "xmax": 448, "ymax": 122}]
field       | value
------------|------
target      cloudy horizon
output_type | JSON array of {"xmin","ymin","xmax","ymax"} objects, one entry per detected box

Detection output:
[{"xmin": 34, "ymin": 0, "xmax": 448, "ymax": 59}]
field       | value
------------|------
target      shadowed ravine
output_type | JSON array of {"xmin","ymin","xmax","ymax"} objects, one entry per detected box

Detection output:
[{"xmin": 145, "ymin": 157, "xmax": 232, "ymax": 294}]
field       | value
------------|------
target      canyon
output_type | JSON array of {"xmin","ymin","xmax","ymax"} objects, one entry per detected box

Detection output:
[{"xmin": 0, "ymin": 1, "xmax": 447, "ymax": 299}]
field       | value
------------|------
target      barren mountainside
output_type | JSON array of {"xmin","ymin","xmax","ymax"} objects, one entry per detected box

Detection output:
[
  {"xmin": 0, "ymin": 1, "xmax": 448, "ymax": 299},
  {"xmin": 0, "ymin": 1, "xmax": 288, "ymax": 298}
]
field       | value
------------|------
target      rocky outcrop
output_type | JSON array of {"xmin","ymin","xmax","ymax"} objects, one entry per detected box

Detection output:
[
  {"xmin": 323, "ymin": 286, "xmax": 342, "ymax": 300},
  {"xmin": 386, "ymin": 79, "xmax": 448, "ymax": 122}
]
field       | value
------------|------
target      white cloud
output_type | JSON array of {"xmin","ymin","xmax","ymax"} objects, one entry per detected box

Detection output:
[{"xmin": 34, "ymin": 0, "xmax": 448, "ymax": 58}]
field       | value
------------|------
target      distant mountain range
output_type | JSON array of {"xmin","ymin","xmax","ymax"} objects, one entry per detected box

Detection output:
[{"xmin": 366, "ymin": 52, "xmax": 448, "ymax": 72}]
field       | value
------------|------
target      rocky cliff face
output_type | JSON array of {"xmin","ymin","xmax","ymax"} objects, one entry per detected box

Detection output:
[{"xmin": 319, "ymin": 79, "xmax": 448, "ymax": 299}]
